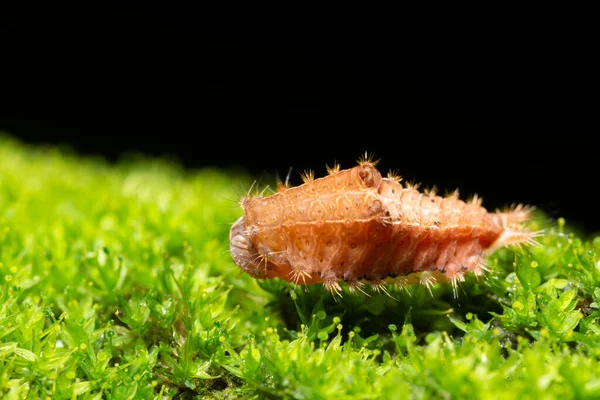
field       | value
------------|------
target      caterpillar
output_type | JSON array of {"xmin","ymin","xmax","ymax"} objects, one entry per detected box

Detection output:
[{"xmin": 229, "ymin": 155, "xmax": 541, "ymax": 297}]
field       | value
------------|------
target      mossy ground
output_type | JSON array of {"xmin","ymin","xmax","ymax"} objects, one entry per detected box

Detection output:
[{"xmin": 2, "ymin": 133, "xmax": 600, "ymax": 399}]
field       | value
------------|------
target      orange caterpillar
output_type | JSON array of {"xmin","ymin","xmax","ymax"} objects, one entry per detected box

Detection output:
[{"xmin": 229, "ymin": 156, "xmax": 540, "ymax": 297}]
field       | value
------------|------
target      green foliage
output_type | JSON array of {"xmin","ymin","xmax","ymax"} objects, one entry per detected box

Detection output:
[{"xmin": 2, "ymin": 133, "xmax": 600, "ymax": 399}]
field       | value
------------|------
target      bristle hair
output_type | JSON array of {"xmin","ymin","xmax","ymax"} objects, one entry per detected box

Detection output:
[
  {"xmin": 386, "ymin": 170, "xmax": 402, "ymax": 182},
  {"xmin": 300, "ymin": 169, "xmax": 315, "ymax": 183},
  {"xmin": 357, "ymin": 152, "xmax": 380, "ymax": 167},
  {"xmin": 326, "ymin": 162, "xmax": 341, "ymax": 175}
]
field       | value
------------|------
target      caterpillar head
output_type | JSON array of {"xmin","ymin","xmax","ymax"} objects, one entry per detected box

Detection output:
[{"xmin": 229, "ymin": 216, "xmax": 261, "ymax": 278}]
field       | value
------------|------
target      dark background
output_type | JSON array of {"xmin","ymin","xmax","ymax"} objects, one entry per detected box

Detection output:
[{"xmin": 0, "ymin": 9, "xmax": 596, "ymax": 234}]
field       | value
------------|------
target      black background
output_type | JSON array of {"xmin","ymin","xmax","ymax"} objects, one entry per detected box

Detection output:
[{"xmin": 0, "ymin": 8, "xmax": 596, "ymax": 235}]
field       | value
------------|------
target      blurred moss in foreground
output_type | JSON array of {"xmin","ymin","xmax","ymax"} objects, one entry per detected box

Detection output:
[{"xmin": 2, "ymin": 133, "xmax": 600, "ymax": 399}]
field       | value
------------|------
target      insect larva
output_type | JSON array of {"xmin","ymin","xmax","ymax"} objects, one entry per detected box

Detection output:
[{"xmin": 229, "ymin": 156, "xmax": 541, "ymax": 297}]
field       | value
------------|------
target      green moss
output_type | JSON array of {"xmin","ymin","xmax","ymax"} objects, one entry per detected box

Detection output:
[{"xmin": 2, "ymin": 133, "xmax": 600, "ymax": 399}]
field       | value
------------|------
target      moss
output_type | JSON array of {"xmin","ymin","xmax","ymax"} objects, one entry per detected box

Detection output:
[{"xmin": 2, "ymin": 133, "xmax": 600, "ymax": 399}]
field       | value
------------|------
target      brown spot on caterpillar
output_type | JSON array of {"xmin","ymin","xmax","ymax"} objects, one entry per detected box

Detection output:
[{"xmin": 229, "ymin": 158, "xmax": 542, "ymax": 297}]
